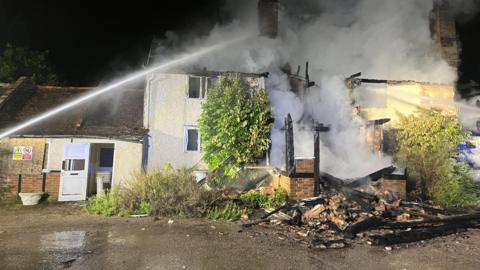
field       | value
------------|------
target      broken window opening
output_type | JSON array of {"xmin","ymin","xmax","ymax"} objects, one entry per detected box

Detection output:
[
  {"xmin": 188, "ymin": 76, "xmax": 202, "ymax": 98},
  {"xmin": 204, "ymin": 77, "xmax": 218, "ymax": 97}
]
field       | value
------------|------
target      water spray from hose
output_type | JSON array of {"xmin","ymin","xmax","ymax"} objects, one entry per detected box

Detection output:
[{"xmin": 0, "ymin": 35, "xmax": 250, "ymax": 139}]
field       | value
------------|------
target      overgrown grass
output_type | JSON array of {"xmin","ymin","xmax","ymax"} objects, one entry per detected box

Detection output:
[
  {"xmin": 85, "ymin": 166, "xmax": 220, "ymax": 217},
  {"xmin": 84, "ymin": 190, "xmax": 119, "ymax": 217},
  {"xmin": 84, "ymin": 167, "xmax": 288, "ymax": 219},
  {"xmin": 207, "ymin": 201, "xmax": 249, "ymax": 220},
  {"xmin": 118, "ymin": 166, "xmax": 219, "ymax": 217},
  {"xmin": 240, "ymin": 188, "xmax": 288, "ymax": 209}
]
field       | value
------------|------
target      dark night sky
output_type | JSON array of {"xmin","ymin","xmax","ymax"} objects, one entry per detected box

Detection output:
[
  {"xmin": 0, "ymin": 0, "xmax": 225, "ymax": 85},
  {"xmin": 0, "ymin": 0, "xmax": 479, "ymax": 85}
]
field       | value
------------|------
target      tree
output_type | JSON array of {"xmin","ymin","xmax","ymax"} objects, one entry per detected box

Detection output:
[
  {"xmin": 0, "ymin": 44, "xmax": 59, "ymax": 85},
  {"xmin": 397, "ymin": 110, "xmax": 480, "ymax": 207},
  {"xmin": 198, "ymin": 73, "xmax": 272, "ymax": 181}
]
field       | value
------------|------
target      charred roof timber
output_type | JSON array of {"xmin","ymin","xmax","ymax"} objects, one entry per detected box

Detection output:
[
  {"xmin": 258, "ymin": 0, "xmax": 279, "ymax": 38},
  {"xmin": 345, "ymin": 72, "xmax": 429, "ymax": 89}
]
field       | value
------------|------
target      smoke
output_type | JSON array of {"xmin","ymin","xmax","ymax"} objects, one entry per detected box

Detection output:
[
  {"xmin": 150, "ymin": 0, "xmax": 459, "ymax": 178},
  {"xmin": 446, "ymin": 0, "xmax": 480, "ymax": 21}
]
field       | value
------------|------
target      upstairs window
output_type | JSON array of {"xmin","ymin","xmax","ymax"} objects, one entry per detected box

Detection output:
[
  {"xmin": 188, "ymin": 76, "xmax": 218, "ymax": 99},
  {"xmin": 185, "ymin": 127, "xmax": 200, "ymax": 152},
  {"xmin": 204, "ymin": 77, "xmax": 218, "ymax": 97},
  {"xmin": 188, "ymin": 76, "xmax": 202, "ymax": 98}
]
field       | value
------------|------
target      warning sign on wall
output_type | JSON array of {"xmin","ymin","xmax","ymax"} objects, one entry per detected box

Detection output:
[{"xmin": 12, "ymin": 146, "xmax": 33, "ymax": 161}]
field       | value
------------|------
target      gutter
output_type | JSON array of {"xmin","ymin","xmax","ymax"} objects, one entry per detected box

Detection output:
[{"xmin": 7, "ymin": 134, "xmax": 145, "ymax": 143}]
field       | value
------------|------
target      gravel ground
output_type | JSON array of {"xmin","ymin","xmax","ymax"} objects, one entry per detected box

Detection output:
[{"xmin": 1, "ymin": 202, "xmax": 480, "ymax": 270}]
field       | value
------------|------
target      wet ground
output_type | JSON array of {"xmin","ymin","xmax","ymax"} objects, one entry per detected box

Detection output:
[{"xmin": 1, "ymin": 203, "xmax": 480, "ymax": 270}]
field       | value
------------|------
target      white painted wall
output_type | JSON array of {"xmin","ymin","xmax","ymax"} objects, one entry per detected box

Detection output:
[
  {"xmin": 46, "ymin": 138, "xmax": 143, "ymax": 187},
  {"xmin": 145, "ymin": 74, "xmax": 205, "ymax": 170},
  {"xmin": 144, "ymin": 73, "xmax": 266, "ymax": 170}
]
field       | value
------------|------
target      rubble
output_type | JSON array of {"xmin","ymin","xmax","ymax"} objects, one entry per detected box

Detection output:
[{"xmin": 242, "ymin": 172, "xmax": 480, "ymax": 249}]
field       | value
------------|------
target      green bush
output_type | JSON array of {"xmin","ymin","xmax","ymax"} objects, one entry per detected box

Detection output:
[
  {"xmin": 207, "ymin": 201, "xmax": 249, "ymax": 220},
  {"xmin": 240, "ymin": 188, "xmax": 288, "ymax": 209},
  {"xmin": 118, "ymin": 166, "xmax": 219, "ymax": 217},
  {"xmin": 434, "ymin": 163, "xmax": 480, "ymax": 208},
  {"xmin": 84, "ymin": 191, "xmax": 119, "ymax": 217},
  {"xmin": 397, "ymin": 110, "xmax": 480, "ymax": 207},
  {"xmin": 198, "ymin": 73, "xmax": 273, "ymax": 181}
]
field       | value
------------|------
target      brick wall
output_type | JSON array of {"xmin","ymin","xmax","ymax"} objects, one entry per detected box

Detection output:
[
  {"xmin": 5, "ymin": 172, "xmax": 60, "ymax": 200},
  {"xmin": 430, "ymin": 2, "xmax": 459, "ymax": 68},
  {"xmin": 295, "ymin": 158, "xmax": 314, "ymax": 173},
  {"xmin": 290, "ymin": 177, "xmax": 315, "ymax": 199},
  {"xmin": 271, "ymin": 174, "xmax": 315, "ymax": 200}
]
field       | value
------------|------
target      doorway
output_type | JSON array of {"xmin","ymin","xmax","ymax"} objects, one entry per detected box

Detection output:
[{"xmin": 59, "ymin": 142, "xmax": 115, "ymax": 201}]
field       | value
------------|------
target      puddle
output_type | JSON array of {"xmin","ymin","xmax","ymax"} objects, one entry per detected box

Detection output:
[{"xmin": 40, "ymin": 231, "xmax": 86, "ymax": 251}]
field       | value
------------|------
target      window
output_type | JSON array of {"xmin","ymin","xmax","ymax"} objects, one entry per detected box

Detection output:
[
  {"xmin": 188, "ymin": 76, "xmax": 218, "ymax": 99},
  {"xmin": 62, "ymin": 159, "xmax": 86, "ymax": 171},
  {"xmin": 204, "ymin": 77, "xmax": 218, "ymax": 98},
  {"xmin": 99, "ymin": 148, "xmax": 114, "ymax": 167},
  {"xmin": 188, "ymin": 76, "xmax": 202, "ymax": 98},
  {"xmin": 185, "ymin": 127, "xmax": 200, "ymax": 152}
]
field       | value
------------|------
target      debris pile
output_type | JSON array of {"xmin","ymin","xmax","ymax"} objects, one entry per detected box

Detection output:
[{"xmin": 243, "ymin": 172, "xmax": 480, "ymax": 249}]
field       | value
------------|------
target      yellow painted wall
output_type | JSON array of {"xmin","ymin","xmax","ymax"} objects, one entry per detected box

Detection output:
[
  {"xmin": 47, "ymin": 138, "xmax": 143, "ymax": 187},
  {"xmin": 359, "ymin": 82, "xmax": 457, "ymax": 127}
]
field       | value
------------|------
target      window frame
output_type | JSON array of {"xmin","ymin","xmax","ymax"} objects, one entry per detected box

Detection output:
[
  {"xmin": 184, "ymin": 126, "xmax": 200, "ymax": 153},
  {"xmin": 204, "ymin": 76, "xmax": 219, "ymax": 98},
  {"xmin": 187, "ymin": 76, "xmax": 203, "ymax": 99}
]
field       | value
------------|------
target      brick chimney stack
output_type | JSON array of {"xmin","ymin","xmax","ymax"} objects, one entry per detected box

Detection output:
[{"xmin": 258, "ymin": 0, "xmax": 279, "ymax": 38}]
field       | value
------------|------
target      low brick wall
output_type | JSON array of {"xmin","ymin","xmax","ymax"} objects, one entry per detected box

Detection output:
[
  {"xmin": 381, "ymin": 179, "xmax": 407, "ymax": 200},
  {"xmin": 5, "ymin": 172, "xmax": 60, "ymax": 200},
  {"xmin": 271, "ymin": 174, "xmax": 315, "ymax": 200},
  {"xmin": 295, "ymin": 158, "xmax": 314, "ymax": 173}
]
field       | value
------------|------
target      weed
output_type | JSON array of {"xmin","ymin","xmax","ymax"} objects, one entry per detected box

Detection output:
[
  {"xmin": 207, "ymin": 201, "xmax": 249, "ymax": 220},
  {"xmin": 240, "ymin": 188, "xmax": 288, "ymax": 209},
  {"xmin": 84, "ymin": 190, "xmax": 119, "ymax": 217}
]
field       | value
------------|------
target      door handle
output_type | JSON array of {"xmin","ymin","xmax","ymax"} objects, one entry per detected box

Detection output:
[{"xmin": 70, "ymin": 173, "xmax": 79, "ymax": 176}]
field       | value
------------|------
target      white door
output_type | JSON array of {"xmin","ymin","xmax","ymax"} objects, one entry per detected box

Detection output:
[{"xmin": 59, "ymin": 143, "xmax": 91, "ymax": 201}]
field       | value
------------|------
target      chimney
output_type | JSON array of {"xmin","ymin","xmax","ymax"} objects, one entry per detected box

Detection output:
[{"xmin": 258, "ymin": 0, "xmax": 279, "ymax": 38}]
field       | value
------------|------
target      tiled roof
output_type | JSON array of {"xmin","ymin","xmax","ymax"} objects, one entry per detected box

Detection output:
[{"xmin": 0, "ymin": 80, "xmax": 146, "ymax": 141}]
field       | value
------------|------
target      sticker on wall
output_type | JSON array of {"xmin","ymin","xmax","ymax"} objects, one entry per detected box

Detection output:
[{"xmin": 12, "ymin": 146, "xmax": 33, "ymax": 161}]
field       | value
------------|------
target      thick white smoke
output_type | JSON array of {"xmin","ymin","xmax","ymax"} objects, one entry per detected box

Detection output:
[{"xmin": 152, "ymin": 0, "xmax": 463, "ymax": 178}]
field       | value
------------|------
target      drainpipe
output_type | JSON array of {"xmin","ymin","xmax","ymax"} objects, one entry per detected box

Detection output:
[
  {"xmin": 17, "ymin": 174, "xmax": 22, "ymax": 193},
  {"xmin": 42, "ymin": 173, "xmax": 46, "ymax": 193}
]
